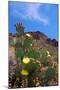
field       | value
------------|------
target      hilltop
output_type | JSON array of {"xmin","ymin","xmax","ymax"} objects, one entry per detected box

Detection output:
[{"xmin": 9, "ymin": 31, "xmax": 58, "ymax": 57}]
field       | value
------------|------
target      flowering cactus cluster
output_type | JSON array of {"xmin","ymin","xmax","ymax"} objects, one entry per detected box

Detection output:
[{"xmin": 9, "ymin": 23, "xmax": 58, "ymax": 88}]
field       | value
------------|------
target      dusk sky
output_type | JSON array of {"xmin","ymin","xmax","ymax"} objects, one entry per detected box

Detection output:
[{"xmin": 8, "ymin": 1, "xmax": 58, "ymax": 40}]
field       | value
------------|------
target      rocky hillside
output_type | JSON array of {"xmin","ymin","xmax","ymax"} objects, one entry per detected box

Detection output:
[
  {"xmin": 28, "ymin": 31, "xmax": 58, "ymax": 56},
  {"xmin": 9, "ymin": 31, "xmax": 58, "ymax": 57}
]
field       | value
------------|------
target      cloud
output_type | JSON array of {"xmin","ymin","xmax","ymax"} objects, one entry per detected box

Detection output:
[
  {"xmin": 9, "ymin": 2, "xmax": 49, "ymax": 25},
  {"xmin": 25, "ymin": 4, "xmax": 49, "ymax": 25}
]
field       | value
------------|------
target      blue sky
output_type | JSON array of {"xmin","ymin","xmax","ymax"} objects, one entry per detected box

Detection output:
[{"xmin": 8, "ymin": 1, "xmax": 58, "ymax": 40}]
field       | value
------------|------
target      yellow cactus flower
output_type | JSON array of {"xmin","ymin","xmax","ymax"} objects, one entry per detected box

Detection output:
[
  {"xmin": 20, "ymin": 69, "xmax": 29, "ymax": 75},
  {"xmin": 26, "ymin": 33, "xmax": 31, "ymax": 37},
  {"xmin": 47, "ymin": 54, "xmax": 51, "ymax": 57},
  {"xmin": 46, "ymin": 50, "xmax": 50, "ymax": 55},
  {"xmin": 46, "ymin": 50, "xmax": 51, "ymax": 57},
  {"xmin": 23, "ymin": 57, "xmax": 30, "ymax": 64}
]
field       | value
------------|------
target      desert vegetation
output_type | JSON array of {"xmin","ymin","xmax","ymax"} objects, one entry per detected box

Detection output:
[{"xmin": 9, "ymin": 23, "xmax": 58, "ymax": 88}]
